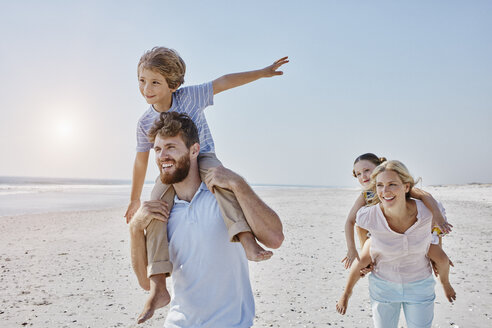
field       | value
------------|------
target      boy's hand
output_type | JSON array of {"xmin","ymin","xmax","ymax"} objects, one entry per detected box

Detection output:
[
  {"xmin": 129, "ymin": 200, "xmax": 170, "ymax": 232},
  {"xmin": 212, "ymin": 56, "xmax": 289, "ymax": 94},
  {"xmin": 261, "ymin": 56, "xmax": 289, "ymax": 77},
  {"xmin": 125, "ymin": 200, "xmax": 141, "ymax": 224},
  {"xmin": 341, "ymin": 248, "xmax": 360, "ymax": 269}
]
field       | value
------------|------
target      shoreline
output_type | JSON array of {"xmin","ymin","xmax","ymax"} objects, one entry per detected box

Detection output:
[{"xmin": 2, "ymin": 183, "xmax": 490, "ymax": 219}]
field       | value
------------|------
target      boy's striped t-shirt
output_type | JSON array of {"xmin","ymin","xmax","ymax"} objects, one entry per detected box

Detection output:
[{"xmin": 136, "ymin": 82, "xmax": 215, "ymax": 153}]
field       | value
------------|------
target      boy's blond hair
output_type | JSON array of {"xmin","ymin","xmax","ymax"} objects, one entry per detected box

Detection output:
[{"xmin": 138, "ymin": 47, "xmax": 186, "ymax": 90}]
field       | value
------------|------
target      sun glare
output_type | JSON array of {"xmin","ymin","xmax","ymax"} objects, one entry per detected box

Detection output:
[{"xmin": 56, "ymin": 119, "xmax": 73, "ymax": 138}]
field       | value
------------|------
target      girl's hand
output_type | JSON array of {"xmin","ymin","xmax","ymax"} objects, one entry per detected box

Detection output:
[
  {"xmin": 341, "ymin": 248, "xmax": 360, "ymax": 269},
  {"xmin": 125, "ymin": 200, "xmax": 141, "ymax": 224},
  {"xmin": 432, "ymin": 212, "xmax": 453, "ymax": 234}
]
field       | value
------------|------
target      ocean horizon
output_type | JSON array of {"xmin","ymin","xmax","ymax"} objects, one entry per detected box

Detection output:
[
  {"xmin": 0, "ymin": 175, "xmax": 344, "ymax": 190},
  {"xmin": 0, "ymin": 176, "xmax": 345, "ymax": 217},
  {"xmin": 5, "ymin": 175, "xmax": 486, "ymax": 218}
]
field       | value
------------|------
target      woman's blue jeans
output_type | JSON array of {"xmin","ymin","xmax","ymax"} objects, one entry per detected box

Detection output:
[{"xmin": 369, "ymin": 274, "xmax": 436, "ymax": 328}]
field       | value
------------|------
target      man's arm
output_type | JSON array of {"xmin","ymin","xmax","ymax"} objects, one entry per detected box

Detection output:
[
  {"xmin": 204, "ymin": 166, "xmax": 284, "ymax": 249},
  {"xmin": 129, "ymin": 200, "xmax": 170, "ymax": 290},
  {"xmin": 212, "ymin": 57, "xmax": 289, "ymax": 95}
]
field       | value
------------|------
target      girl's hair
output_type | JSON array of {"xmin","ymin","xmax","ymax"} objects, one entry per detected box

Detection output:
[
  {"xmin": 367, "ymin": 160, "xmax": 415, "ymax": 205},
  {"xmin": 138, "ymin": 47, "xmax": 186, "ymax": 90},
  {"xmin": 352, "ymin": 153, "xmax": 387, "ymax": 177}
]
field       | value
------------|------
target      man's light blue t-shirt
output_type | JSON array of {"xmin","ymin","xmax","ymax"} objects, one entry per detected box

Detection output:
[
  {"xmin": 136, "ymin": 82, "xmax": 215, "ymax": 154},
  {"xmin": 164, "ymin": 183, "xmax": 254, "ymax": 328}
]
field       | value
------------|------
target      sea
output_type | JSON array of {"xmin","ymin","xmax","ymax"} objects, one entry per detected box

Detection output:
[
  {"xmin": 0, "ymin": 176, "xmax": 339, "ymax": 217},
  {"xmin": 0, "ymin": 176, "xmax": 153, "ymax": 217}
]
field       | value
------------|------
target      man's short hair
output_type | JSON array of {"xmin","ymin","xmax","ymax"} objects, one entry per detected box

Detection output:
[{"xmin": 148, "ymin": 112, "xmax": 199, "ymax": 148}]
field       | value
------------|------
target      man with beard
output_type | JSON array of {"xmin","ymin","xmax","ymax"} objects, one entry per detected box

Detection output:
[{"xmin": 129, "ymin": 112, "xmax": 284, "ymax": 327}]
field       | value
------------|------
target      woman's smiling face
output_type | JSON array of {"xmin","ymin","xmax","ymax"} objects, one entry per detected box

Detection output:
[{"xmin": 375, "ymin": 170, "xmax": 409, "ymax": 208}]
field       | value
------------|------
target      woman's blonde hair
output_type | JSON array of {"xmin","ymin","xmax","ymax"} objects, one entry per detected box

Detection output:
[
  {"xmin": 138, "ymin": 47, "xmax": 186, "ymax": 90},
  {"xmin": 367, "ymin": 160, "xmax": 415, "ymax": 205}
]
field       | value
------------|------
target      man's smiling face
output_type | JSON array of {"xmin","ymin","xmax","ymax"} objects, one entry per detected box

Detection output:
[{"xmin": 154, "ymin": 133, "xmax": 191, "ymax": 185}]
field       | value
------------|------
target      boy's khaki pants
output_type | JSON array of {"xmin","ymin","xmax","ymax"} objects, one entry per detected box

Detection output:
[{"xmin": 145, "ymin": 152, "xmax": 252, "ymax": 277}]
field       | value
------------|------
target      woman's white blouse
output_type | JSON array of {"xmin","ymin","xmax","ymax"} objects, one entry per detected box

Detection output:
[{"xmin": 356, "ymin": 199, "xmax": 442, "ymax": 284}]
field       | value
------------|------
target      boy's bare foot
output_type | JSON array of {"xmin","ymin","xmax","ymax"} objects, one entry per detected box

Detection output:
[
  {"xmin": 238, "ymin": 232, "xmax": 273, "ymax": 262},
  {"xmin": 442, "ymin": 282, "xmax": 456, "ymax": 303},
  {"xmin": 137, "ymin": 274, "xmax": 171, "ymax": 324},
  {"xmin": 336, "ymin": 291, "xmax": 352, "ymax": 315}
]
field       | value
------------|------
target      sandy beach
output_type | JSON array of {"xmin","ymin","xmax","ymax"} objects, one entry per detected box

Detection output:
[{"xmin": 1, "ymin": 184, "xmax": 491, "ymax": 327}]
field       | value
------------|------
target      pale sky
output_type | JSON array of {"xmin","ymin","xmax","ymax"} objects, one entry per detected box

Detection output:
[{"xmin": 1, "ymin": 0, "xmax": 491, "ymax": 187}]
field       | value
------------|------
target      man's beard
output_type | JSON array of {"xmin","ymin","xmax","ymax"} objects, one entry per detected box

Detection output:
[{"xmin": 159, "ymin": 152, "xmax": 191, "ymax": 185}]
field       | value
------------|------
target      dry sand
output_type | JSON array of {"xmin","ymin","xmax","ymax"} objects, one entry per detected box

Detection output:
[{"xmin": 1, "ymin": 185, "xmax": 491, "ymax": 327}]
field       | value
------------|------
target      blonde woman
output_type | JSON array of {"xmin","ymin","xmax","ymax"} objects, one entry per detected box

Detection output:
[{"xmin": 338, "ymin": 160, "xmax": 455, "ymax": 328}]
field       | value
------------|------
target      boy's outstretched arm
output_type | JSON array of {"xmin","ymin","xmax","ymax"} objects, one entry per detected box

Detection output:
[
  {"xmin": 411, "ymin": 188, "xmax": 453, "ymax": 234},
  {"xmin": 204, "ymin": 166, "xmax": 284, "ymax": 249},
  {"xmin": 212, "ymin": 57, "xmax": 289, "ymax": 95}
]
